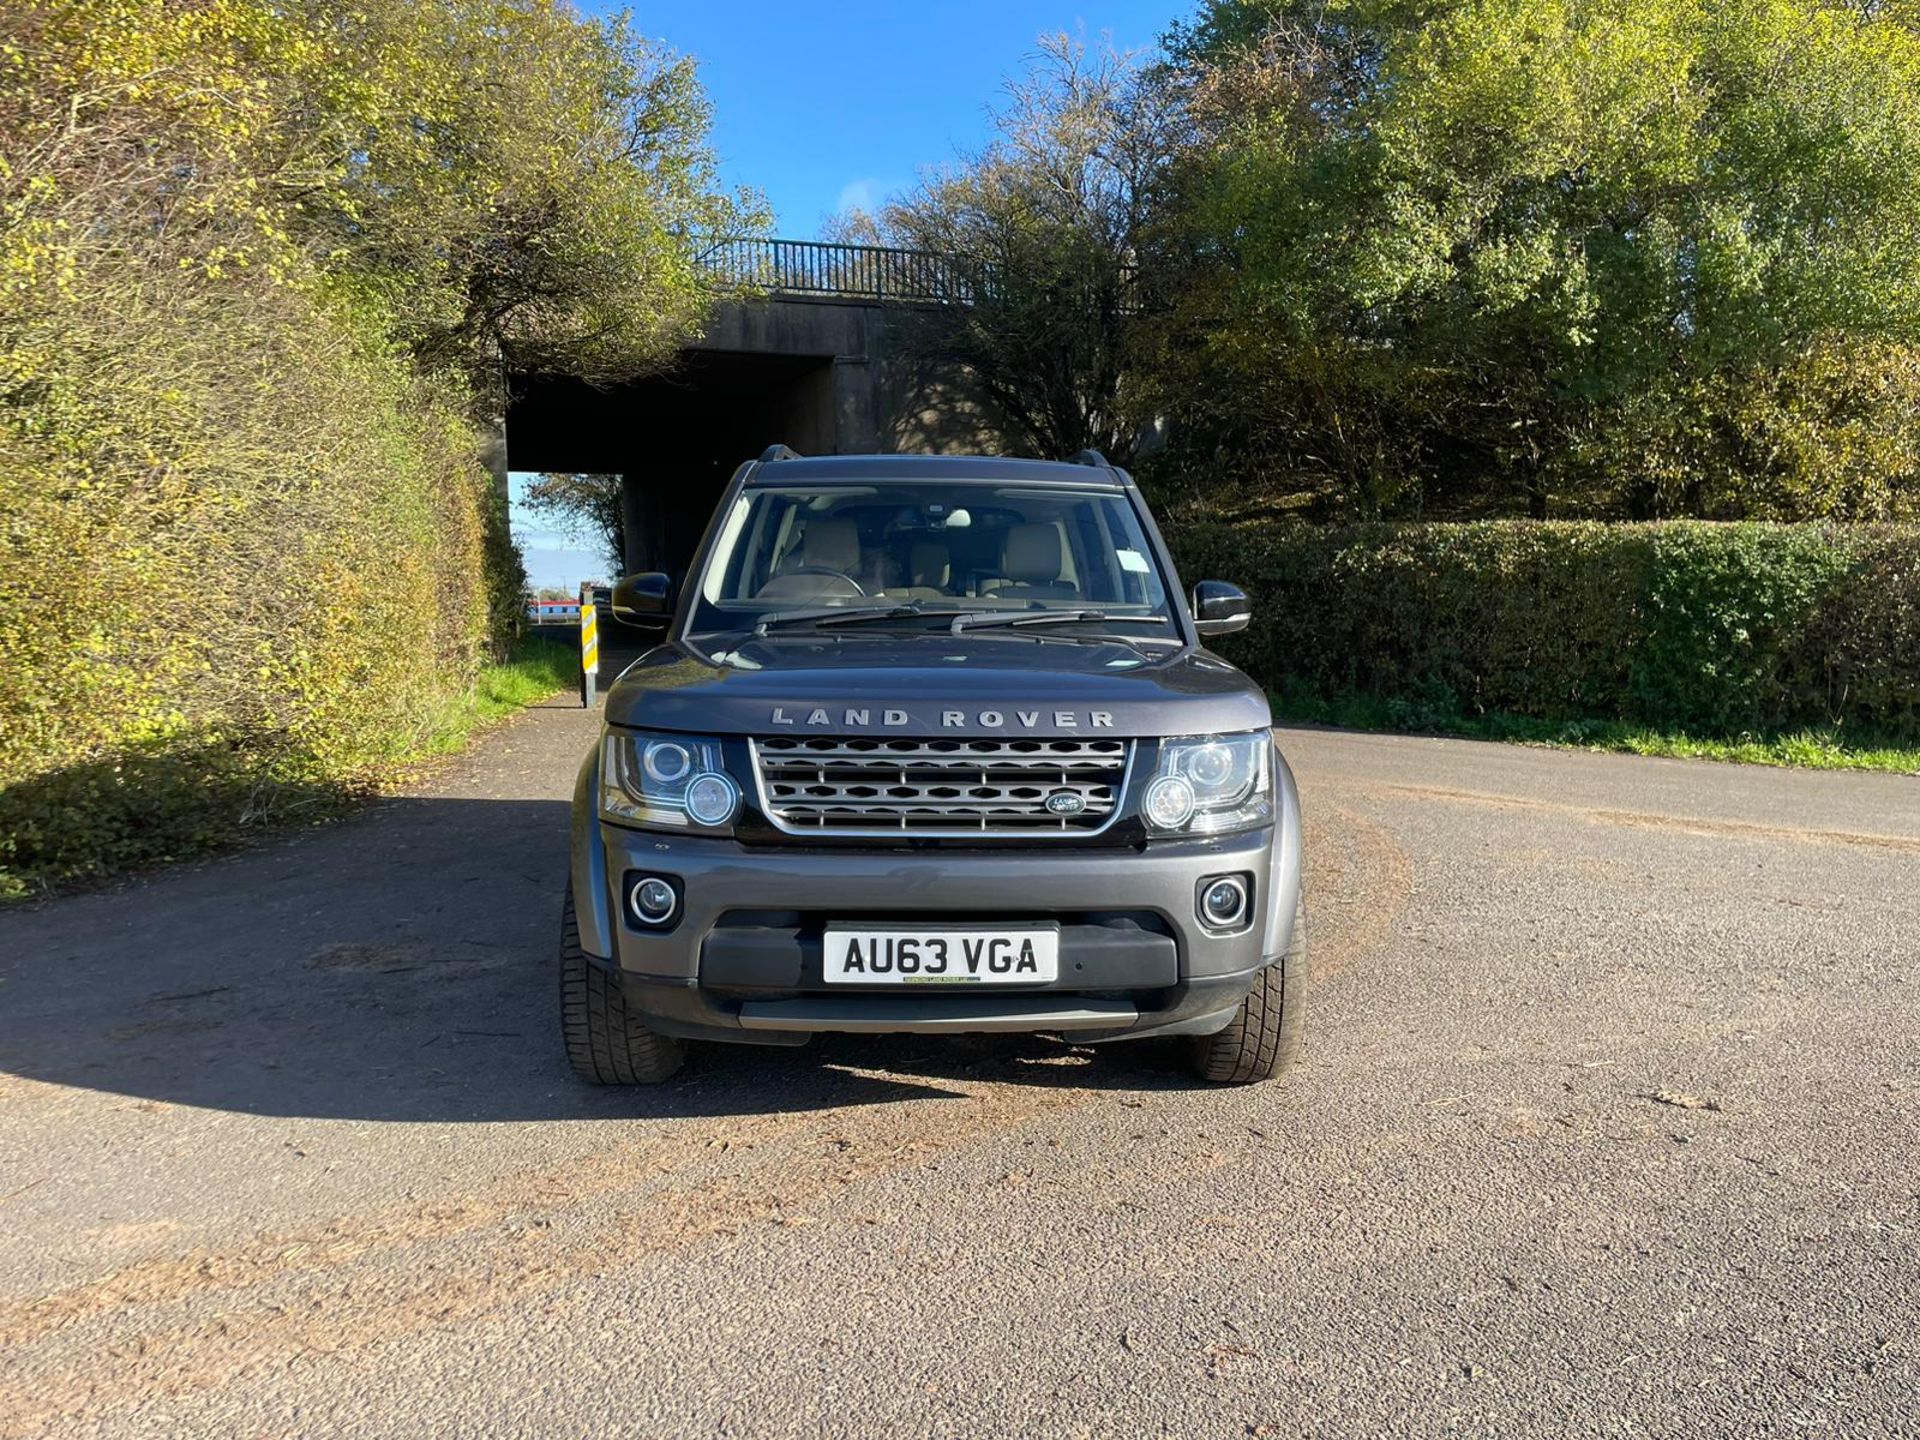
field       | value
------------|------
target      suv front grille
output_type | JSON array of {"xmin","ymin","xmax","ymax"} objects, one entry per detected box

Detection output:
[{"xmin": 751, "ymin": 736, "xmax": 1132, "ymax": 837}]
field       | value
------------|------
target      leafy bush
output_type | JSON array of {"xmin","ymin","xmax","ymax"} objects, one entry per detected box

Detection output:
[
  {"xmin": 0, "ymin": 1, "xmax": 754, "ymax": 897},
  {"xmin": 0, "ymin": 273, "xmax": 495, "ymax": 896},
  {"xmin": 1142, "ymin": 0, "xmax": 1920, "ymax": 521},
  {"xmin": 1167, "ymin": 519, "xmax": 1920, "ymax": 740}
]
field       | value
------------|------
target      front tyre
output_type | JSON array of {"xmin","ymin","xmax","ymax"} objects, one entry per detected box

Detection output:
[
  {"xmin": 559, "ymin": 886, "xmax": 685, "ymax": 1084},
  {"xmin": 1191, "ymin": 898, "xmax": 1306, "ymax": 1085}
]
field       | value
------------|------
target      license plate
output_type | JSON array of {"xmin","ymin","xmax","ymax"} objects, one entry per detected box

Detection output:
[{"xmin": 822, "ymin": 927, "xmax": 1059, "ymax": 986}]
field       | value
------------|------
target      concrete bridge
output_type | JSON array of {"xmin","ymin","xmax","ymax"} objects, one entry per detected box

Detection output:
[{"xmin": 503, "ymin": 238, "xmax": 985, "ymax": 577}]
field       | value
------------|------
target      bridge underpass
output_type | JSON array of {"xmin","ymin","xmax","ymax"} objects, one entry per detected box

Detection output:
[
  {"xmin": 503, "ymin": 239, "xmax": 987, "ymax": 580},
  {"xmin": 506, "ymin": 348, "xmax": 847, "ymax": 577}
]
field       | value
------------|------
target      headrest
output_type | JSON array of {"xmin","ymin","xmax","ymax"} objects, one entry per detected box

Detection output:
[
  {"xmin": 908, "ymin": 541, "xmax": 950, "ymax": 588},
  {"xmin": 1002, "ymin": 524, "xmax": 1061, "ymax": 583},
  {"xmin": 801, "ymin": 519, "xmax": 859, "ymax": 573}
]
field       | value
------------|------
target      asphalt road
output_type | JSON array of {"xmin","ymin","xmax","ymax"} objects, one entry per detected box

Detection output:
[{"xmin": 2, "ymin": 702, "xmax": 1916, "ymax": 1438}]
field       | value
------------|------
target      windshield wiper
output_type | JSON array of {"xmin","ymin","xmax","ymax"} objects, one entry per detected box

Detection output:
[
  {"xmin": 754, "ymin": 603, "xmax": 970, "ymax": 636},
  {"xmin": 947, "ymin": 609, "xmax": 1172, "ymax": 635}
]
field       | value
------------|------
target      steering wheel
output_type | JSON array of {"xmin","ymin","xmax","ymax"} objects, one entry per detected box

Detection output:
[{"xmin": 772, "ymin": 565, "xmax": 866, "ymax": 596}]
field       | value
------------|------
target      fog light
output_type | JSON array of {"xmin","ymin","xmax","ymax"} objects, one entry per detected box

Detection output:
[
  {"xmin": 1199, "ymin": 875, "xmax": 1250, "ymax": 929},
  {"xmin": 684, "ymin": 771, "xmax": 740, "ymax": 827},
  {"xmin": 629, "ymin": 875, "xmax": 678, "ymax": 926}
]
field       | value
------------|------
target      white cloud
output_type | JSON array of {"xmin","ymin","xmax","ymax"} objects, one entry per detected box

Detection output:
[{"xmin": 833, "ymin": 176, "xmax": 891, "ymax": 216}]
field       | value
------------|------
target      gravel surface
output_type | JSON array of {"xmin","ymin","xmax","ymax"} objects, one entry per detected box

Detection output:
[{"xmin": 1, "ymin": 701, "xmax": 1916, "ymax": 1438}]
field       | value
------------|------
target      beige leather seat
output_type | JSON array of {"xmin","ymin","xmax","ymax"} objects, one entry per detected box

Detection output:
[
  {"xmin": 798, "ymin": 519, "xmax": 859, "ymax": 573},
  {"xmin": 879, "ymin": 541, "xmax": 951, "ymax": 600},
  {"xmin": 754, "ymin": 518, "xmax": 864, "ymax": 599},
  {"xmin": 993, "ymin": 524, "xmax": 1077, "ymax": 600}
]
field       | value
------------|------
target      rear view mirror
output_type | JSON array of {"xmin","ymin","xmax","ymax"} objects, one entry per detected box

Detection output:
[
  {"xmin": 1190, "ymin": 580, "xmax": 1251, "ymax": 638},
  {"xmin": 611, "ymin": 572, "xmax": 675, "ymax": 627}
]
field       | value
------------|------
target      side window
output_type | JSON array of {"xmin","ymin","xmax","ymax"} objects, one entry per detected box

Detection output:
[
  {"xmin": 1102, "ymin": 498, "xmax": 1162, "ymax": 606},
  {"xmin": 1069, "ymin": 505, "xmax": 1113, "ymax": 603}
]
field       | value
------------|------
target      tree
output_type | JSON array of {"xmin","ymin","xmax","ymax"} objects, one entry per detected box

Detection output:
[
  {"xmin": 520, "ymin": 473, "xmax": 626, "ymax": 574},
  {"xmin": 1143, "ymin": 0, "xmax": 1920, "ymax": 519},
  {"xmin": 3, "ymin": 1, "xmax": 762, "ymax": 390},
  {"xmin": 279, "ymin": 0, "xmax": 762, "ymax": 387},
  {"xmin": 0, "ymin": 0, "xmax": 757, "ymax": 889},
  {"xmin": 874, "ymin": 33, "xmax": 1179, "ymax": 464}
]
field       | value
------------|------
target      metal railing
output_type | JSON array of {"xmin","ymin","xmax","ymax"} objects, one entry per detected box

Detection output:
[{"xmin": 694, "ymin": 237, "xmax": 990, "ymax": 305}]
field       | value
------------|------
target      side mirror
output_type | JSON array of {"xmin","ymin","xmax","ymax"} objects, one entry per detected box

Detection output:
[
  {"xmin": 610, "ymin": 572, "xmax": 675, "ymax": 627},
  {"xmin": 1190, "ymin": 580, "xmax": 1252, "ymax": 639}
]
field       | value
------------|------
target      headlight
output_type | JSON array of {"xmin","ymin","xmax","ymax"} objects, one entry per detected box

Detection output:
[
  {"xmin": 601, "ymin": 731, "xmax": 740, "ymax": 831},
  {"xmin": 1143, "ymin": 732, "xmax": 1272, "ymax": 836}
]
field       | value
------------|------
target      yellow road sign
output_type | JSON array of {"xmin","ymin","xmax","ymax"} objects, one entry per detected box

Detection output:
[{"xmin": 580, "ymin": 603, "xmax": 599, "ymax": 676}]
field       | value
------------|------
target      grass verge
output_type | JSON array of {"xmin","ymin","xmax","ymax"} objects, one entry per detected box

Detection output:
[
  {"xmin": 1271, "ymin": 687, "xmax": 1920, "ymax": 776},
  {"xmin": 418, "ymin": 635, "xmax": 579, "ymax": 756}
]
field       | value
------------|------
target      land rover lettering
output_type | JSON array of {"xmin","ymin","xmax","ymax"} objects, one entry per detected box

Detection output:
[{"xmin": 767, "ymin": 706, "xmax": 1119, "ymax": 730}]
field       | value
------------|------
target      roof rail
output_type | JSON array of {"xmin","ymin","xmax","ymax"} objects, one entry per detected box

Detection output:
[
  {"xmin": 758, "ymin": 444, "xmax": 803, "ymax": 463},
  {"xmin": 1063, "ymin": 449, "xmax": 1110, "ymax": 469}
]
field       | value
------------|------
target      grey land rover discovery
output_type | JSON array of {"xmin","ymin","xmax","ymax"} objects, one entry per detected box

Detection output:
[{"xmin": 562, "ymin": 448, "xmax": 1305, "ymax": 1084}]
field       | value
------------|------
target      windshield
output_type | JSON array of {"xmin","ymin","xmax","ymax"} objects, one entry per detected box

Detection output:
[{"xmin": 688, "ymin": 482, "xmax": 1176, "ymax": 635}]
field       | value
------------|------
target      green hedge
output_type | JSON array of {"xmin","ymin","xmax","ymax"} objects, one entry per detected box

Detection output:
[
  {"xmin": 0, "ymin": 0, "xmax": 741, "ymax": 899},
  {"xmin": 0, "ymin": 280, "xmax": 503, "ymax": 899},
  {"xmin": 1165, "ymin": 521, "xmax": 1920, "ymax": 740}
]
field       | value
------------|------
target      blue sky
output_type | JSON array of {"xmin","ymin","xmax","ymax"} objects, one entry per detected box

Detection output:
[
  {"xmin": 518, "ymin": 1, "xmax": 1185, "ymax": 590},
  {"xmin": 511, "ymin": 473, "xmax": 613, "ymax": 594},
  {"xmin": 590, "ymin": 0, "xmax": 1183, "ymax": 234}
]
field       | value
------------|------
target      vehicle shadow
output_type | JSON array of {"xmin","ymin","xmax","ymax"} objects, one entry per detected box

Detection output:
[{"xmin": 0, "ymin": 795, "xmax": 1196, "ymax": 1123}]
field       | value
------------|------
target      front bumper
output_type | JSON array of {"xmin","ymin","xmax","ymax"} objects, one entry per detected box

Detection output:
[{"xmin": 569, "ymin": 748, "xmax": 1303, "ymax": 1046}]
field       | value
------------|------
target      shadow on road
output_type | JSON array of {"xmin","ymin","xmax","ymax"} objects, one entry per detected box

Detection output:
[{"xmin": 0, "ymin": 795, "xmax": 1192, "ymax": 1124}]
